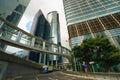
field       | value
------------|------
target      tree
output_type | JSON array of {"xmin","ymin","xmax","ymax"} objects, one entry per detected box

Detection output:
[{"xmin": 72, "ymin": 37, "xmax": 120, "ymax": 72}]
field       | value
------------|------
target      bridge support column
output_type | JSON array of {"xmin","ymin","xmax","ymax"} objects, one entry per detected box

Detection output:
[
  {"xmin": 47, "ymin": 60, "xmax": 49, "ymax": 66},
  {"xmin": 56, "ymin": 60, "xmax": 58, "ymax": 69},
  {"xmin": 51, "ymin": 60, "xmax": 53, "ymax": 66},
  {"xmin": 58, "ymin": 46, "xmax": 61, "ymax": 53},
  {"xmin": 16, "ymin": 31, "xmax": 22, "ymax": 42},
  {"xmin": 44, "ymin": 54, "xmax": 46, "ymax": 65},
  {"xmin": 51, "ymin": 45, "xmax": 54, "ymax": 67},
  {"xmin": 39, "ymin": 53, "xmax": 42, "ymax": 64},
  {"xmin": 31, "ymin": 38, "xmax": 35, "ymax": 47},
  {"xmin": 42, "ymin": 41, "xmax": 46, "ymax": 49},
  {"xmin": 42, "ymin": 42, "xmax": 46, "ymax": 65}
]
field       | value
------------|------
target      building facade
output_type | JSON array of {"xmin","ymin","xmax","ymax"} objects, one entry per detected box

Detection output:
[
  {"xmin": 47, "ymin": 11, "xmax": 62, "ymax": 65},
  {"xmin": 47, "ymin": 11, "xmax": 61, "ymax": 45},
  {"xmin": 0, "ymin": 0, "xmax": 31, "ymax": 50},
  {"xmin": 63, "ymin": 0, "xmax": 120, "ymax": 48},
  {"xmin": 0, "ymin": 0, "xmax": 30, "ymax": 25},
  {"xmin": 29, "ymin": 10, "xmax": 51, "ymax": 63}
]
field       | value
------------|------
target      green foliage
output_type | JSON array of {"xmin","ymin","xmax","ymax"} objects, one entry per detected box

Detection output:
[
  {"xmin": 66, "ymin": 64, "xmax": 72, "ymax": 70},
  {"xmin": 72, "ymin": 37, "xmax": 120, "ymax": 72}
]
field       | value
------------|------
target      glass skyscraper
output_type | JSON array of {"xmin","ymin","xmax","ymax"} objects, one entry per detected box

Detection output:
[
  {"xmin": 47, "ymin": 11, "xmax": 62, "ymax": 65},
  {"xmin": 29, "ymin": 10, "xmax": 51, "ymax": 63},
  {"xmin": 0, "ymin": 0, "xmax": 30, "ymax": 25},
  {"xmin": 0, "ymin": 0, "xmax": 31, "ymax": 50},
  {"xmin": 47, "ymin": 11, "xmax": 61, "ymax": 45},
  {"xmin": 63, "ymin": 0, "xmax": 120, "ymax": 48}
]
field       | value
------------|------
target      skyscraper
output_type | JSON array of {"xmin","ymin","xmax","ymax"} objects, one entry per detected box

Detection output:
[
  {"xmin": 0, "ymin": 0, "xmax": 30, "ymax": 25},
  {"xmin": 47, "ymin": 11, "xmax": 62, "ymax": 65},
  {"xmin": 29, "ymin": 10, "xmax": 51, "ymax": 63},
  {"xmin": 0, "ymin": 0, "xmax": 31, "ymax": 50},
  {"xmin": 47, "ymin": 11, "xmax": 61, "ymax": 45},
  {"xmin": 63, "ymin": 0, "xmax": 120, "ymax": 48}
]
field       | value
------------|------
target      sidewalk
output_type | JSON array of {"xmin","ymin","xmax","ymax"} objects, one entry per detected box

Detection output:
[{"xmin": 61, "ymin": 72, "xmax": 110, "ymax": 80}]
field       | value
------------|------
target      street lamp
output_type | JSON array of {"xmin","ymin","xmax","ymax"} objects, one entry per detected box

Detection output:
[
  {"xmin": 74, "ymin": 54, "xmax": 77, "ymax": 72},
  {"xmin": 89, "ymin": 61, "xmax": 95, "ymax": 72}
]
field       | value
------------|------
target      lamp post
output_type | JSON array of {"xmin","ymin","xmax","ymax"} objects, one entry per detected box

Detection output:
[
  {"xmin": 89, "ymin": 61, "xmax": 95, "ymax": 72},
  {"xmin": 89, "ymin": 61, "xmax": 95, "ymax": 77},
  {"xmin": 72, "ymin": 52, "xmax": 77, "ymax": 72}
]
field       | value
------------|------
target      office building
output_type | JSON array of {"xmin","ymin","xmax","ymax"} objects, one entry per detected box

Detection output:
[
  {"xmin": 47, "ymin": 11, "xmax": 61, "ymax": 45},
  {"xmin": 29, "ymin": 10, "xmax": 51, "ymax": 63},
  {"xmin": 0, "ymin": 0, "xmax": 30, "ymax": 25},
  {"xmin": 0, "ymin": 0, "xmax": 31, "ymax": 50},
  {"xmin": 47, "ymin": 11, "xmax": 62, "ymax": 65},
  {"xmin": 63, "ymin": 0, "xmax": 120, "ymax": 48}
]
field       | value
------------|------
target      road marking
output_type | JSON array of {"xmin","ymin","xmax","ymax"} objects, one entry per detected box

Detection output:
[
  {"xmin": 36, "ymin": 77, "xmax": 39, "ymax": 80},
  {"xmin": 60, "ymin": 72, "xmax": 96, "ymax": 80},
  {"xmin": 48, "ymin": 77, "xmax": 58, "ymax": 80},
  {"xmin": 14, "ymin": 76, "xmax": 22, "ymax": 79},
  {"xmin": 48, "ymin": 77, "xmax": 54, "ymax": 80}
]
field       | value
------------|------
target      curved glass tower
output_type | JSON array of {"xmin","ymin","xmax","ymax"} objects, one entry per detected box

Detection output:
[
  {"xmin": 63, "ymin": 0, "xmax": 120, "ymax": 48},
  {"xmin": 47, "ymin": 11, "xmax": 62, "ymax": 65}
]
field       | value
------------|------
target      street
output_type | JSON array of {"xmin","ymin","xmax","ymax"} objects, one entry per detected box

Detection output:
[{"xmin": 16, "ymin": 71, "xmax": 93, "ymax": 80}]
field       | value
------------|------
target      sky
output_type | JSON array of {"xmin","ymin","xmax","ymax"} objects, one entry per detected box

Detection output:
[{"xmin": 18, "ymin": 0, "xmax": 70, "ymax": 49}]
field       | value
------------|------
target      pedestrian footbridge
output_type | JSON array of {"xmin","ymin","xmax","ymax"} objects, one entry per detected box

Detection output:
[
  {"xmin": 0, "ymin": 17, "xmax": 71, "ymax": 58},
  {"xmin": 0, "ymin": 17, "xmax": 71, "ymax": 80}
]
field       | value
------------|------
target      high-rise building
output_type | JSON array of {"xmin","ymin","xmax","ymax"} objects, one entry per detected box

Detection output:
[
  {"xmin": 63, "ymin": 0, "xmax": 120, "ymax": 48},
  {"xmin": 0, "ymin": 0, "xmax": 30, "ymax": 25},
  {"xmin": 29, "ymin": 10, "xmax": 51, "ymax": 63},
  {"xmin": 47, "ymin": 11, "xmax": 61, "ymax": 45},
  {"xmin": 47, "ymin": 11, "xmax": 62, "ymax": 65},
  {"xmin": 0, "ymin": 0, "xmax": 31, "ymax": 50}
]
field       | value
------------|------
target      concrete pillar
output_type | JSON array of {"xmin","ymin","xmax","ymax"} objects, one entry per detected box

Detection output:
[
  {"xmin": 51, "ymin": 45, "xmax": 54, "ymax": 52},
  {"xmin": 58, "ymin": 46, "xmax": 61, "ymax": 53},
  {"xmin": 51, "ymin": 60, "xmax": 53, "ymax": 66},
  {"xmin": 31, "ymin": 38, "xmax": 35, "ymax": 47},
  {"xmin": 42, "ymin": 42, "xmax": 46, "ymax": 65},
  {"xmin": 56, "ymin": 60, "xmax": 58, "ymax": 68},
  {"xmin": 39, "ymin": 53, "xmax": 42, "ymax": 64},
  {"xmin": 42, "ymin": 41, "xmax": 46, "ymax": 49},
  {"xmin": 44, "ymin": 54, "xmax": 46, "ymax": 65},
  {"xmin": 16, "ymin": 31, "xmax": 22, "ymax": 42}
]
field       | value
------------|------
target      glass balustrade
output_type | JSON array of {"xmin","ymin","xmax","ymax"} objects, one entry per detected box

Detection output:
[
  {"xmin": 53, "ymin": 45, "xmax": 59, "ymax": 53},
  {"xmin": 45, "ymin": 43, "xmax": 52, "ymax": 51},
  {"xmin": 34, "ymin": 39, "xmax": 43, "ymax": 49},
  {"xmin": 20, "ymin": 33, "xmax": 32, "ymax": 46},
  {"xmin": 0, "ymin": 24, "xmax": 19, "ymax": 41}
]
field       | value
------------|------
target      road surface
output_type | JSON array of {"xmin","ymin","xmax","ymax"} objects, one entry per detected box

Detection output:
[{"xmin": 16, "ymin": 71, "xmax": 93, "ymax": 80}]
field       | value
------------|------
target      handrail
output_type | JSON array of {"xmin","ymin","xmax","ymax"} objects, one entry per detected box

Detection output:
[
  {"xmin": 0, "ymin": 17, "xmax": 71, "ymax": 59},
  {"xmin": 0, "ymin": 37, "xmax": 70, "ymax": 58},
  {"xmin": 0, "ymin": 17, "xmax": 70, "ymax": 51}
]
